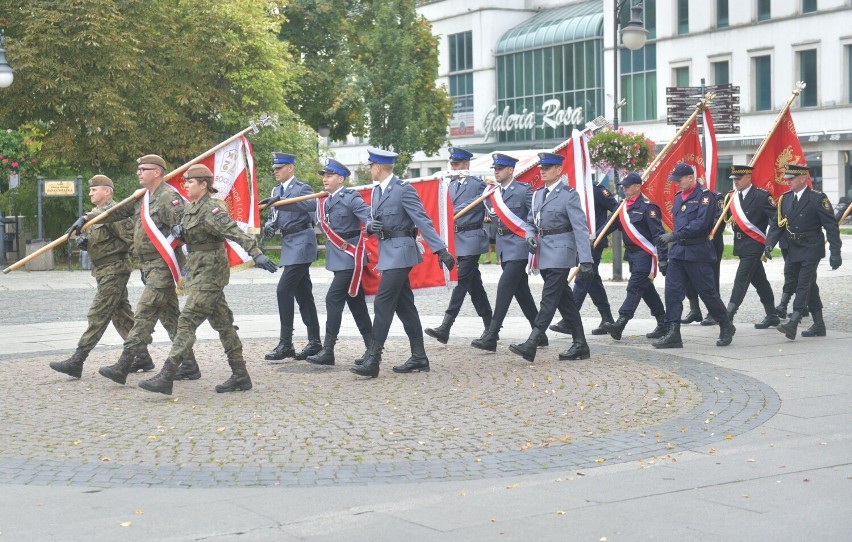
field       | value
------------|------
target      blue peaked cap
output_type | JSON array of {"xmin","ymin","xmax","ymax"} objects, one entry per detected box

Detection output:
[
  {"xmin": 448, "ymin": 147, "xmax": 474, "ymax": 162},
  {"xmin": 618, "ymin": 172, "xmax": 642, "ymax": 186},
  {"xmin": 491, "ymin": 153, "xmax": 518, "ymax": 168},
  {"xmin": 538, "ymin": 152, "xmax": 564, "ymax": 166},
  {"xmin": 667, "ymin": 162, "xmax": 695, "ymax": 181},
  {"xmin": 272, "ymin": 152, "xmax": 296, "ymax": 168},
  {"xmin": 367, "ymin": 147, "xmax": 398, "ymax": 164},
  {"xmin": 319, "ymin": 158, "xmax": 351, "ymax": 178}
]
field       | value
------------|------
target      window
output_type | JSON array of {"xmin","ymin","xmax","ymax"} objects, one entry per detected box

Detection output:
[
  {"xmin": 448, "ymin": 31, "xmax": 474, "ymax": 137},
  {"xmin": 674, "ymin": 66, "xmax": 690, "ymax": 87},
  {"xmin": 620, "ymin": 0, "xmax": 656, "ymax": 123},
  {"xmin": 712, "ymin": 60, "xmax": 730, "ymax": 84},
  {"xmin": 847, "ymin": 45, "xmax": 852, "ymax": 103},
  {"xmin": 802, "ymin": 0, "xmax": 817, "ymax": 13},
  {"xmin": 716, "ymin": 0, "xmax": 729, "ymax": 28},
  {"xmin": 677, "ymin": 0, "xmax": 689, "ymax": 34},
  {"xmin": 757, "ymin": 0, "xmax": 771, "ymax": 21},
  {"xmin": 797, "ymin": 49, "xmax": 818, "ymax": 107},
  {"xmin": 753, "ymin": 55, "xmax": 772, "ymax": 111}
]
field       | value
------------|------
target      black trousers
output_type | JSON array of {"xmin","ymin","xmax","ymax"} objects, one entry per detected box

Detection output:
[
  {"xmin": 686, "ymin": 234, "xmax": 724, "ymax": 303},
  {"xmin": 371, "ymin": 267, "xmax": 422, "ymax": 346},
  {"xmin": 728, "ymin": 254, "xmax": 775, "ymax": 311},
  {"xmin": 535, "ymin": 268, "xmax": 579, "ymax": 332},
  {"xmin": 445, "ymin": 255, "xmax": 492, "ymax": 319},
  {"xmin": 620, "ymin": 262, "xmax": 665, "ymax": 319},
  {"xmin": 276, "ymin": 262, "xmax": 319, "ymax": 331},
  {"xmin": 571, "ymin": 245, "xmax": 610, "ymax": 311},
  {"xmin": 492, "ymin": 259, "xmax": 538, "ymax": 327},
  {"xmin": 324, "ymin": 269, "xmax": 373, "ymax": 338},
  {"xmin": 665, "ymin": 260, "xmax": 728, "ymax": 324},
  {"xmin": 784, "ymin": 259, "xmax": 822, "ymax": 312}
]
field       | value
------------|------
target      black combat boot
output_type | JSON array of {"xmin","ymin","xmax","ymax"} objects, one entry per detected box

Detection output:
[
  {"xmin": 800, "ymin": 310, "xmax": 826, "ymax": 337},
  {"xmin": 716, "ymin": 318, "xmax": 736, "ymax": 346},
  {"xmin": 307, "ymin": 334, "xmax": 337, "ymax": 365},
  {"xmin": 49, "ymin": 348, "xmax": 88, "ymax": 378},
  {"xmin": 775, "ymin": 293, "xmax": 791, "ymax": 318},
  {"xmin": 603, "ymin": 316, "xmax": 630, "ymax": 341},
  {"xmin": 353, "ymin": 333, "xmax": 373, "ymax": 366},
  {"xmin": 394, "ymin": 336, "xmax": 431, "ymax": 373},
  {"xmin": 216, "ymin": 355, "xmax": 253, "ymax": 393},
  {"xmin": 130, "ymin": 348, "xmax": 155, "ymax": 373},
  {"xmin": 680, "ymin": 299, "xmax": 702, "ymax": 324},
  {"xmin": 480, "ymin": 313, "xmax": 498, "ymax": 339},
  {"xmin": 351, "ymin": 342, "xmax": 383, "ymax": 378},
  {"xmin": 754, "ymin": 302, "xmax": 781, "ymax": 329},
  {"xmin": 646, "ymin": 315, "xmax": 667, "ymax": 339},
  {"xmin": 537, "ymin": 330, "xmax": 549, "ymax": 347},
  {"xmin": 174, "ymin": 350, "xmax": 201, "ymax": 380},
  {"xmin": 591, "ymin": 307, "xmax": 614, "ymax": 335},
  {"xmin": 777, "ymin": 311, "xmax": 802, "ymax": 340},
  {"xmin": 549, "ymin": 319, "xmax": 571, "ymax": 334},
  {"xmin": 700, "ymin": 314, "xmax": 717, "ymax": 326},
  {"xmin": 471, "ymin": 321, "xmax": 500, "ymax": 352},
  {"xmin": 726, "ymin": 303, "xmax": 738, "ymax": 324},
  {"xmin": 653, "ymin": 323, "xmax": 683, "ymax": 349},
  {"xmin": 509, "ymin": 329, "xmax": 542, "ymax": 363},
  {"xmin": 424, "ymin": 313, "xmax": 455, "ymax": 344},
  {"xmin": 295, "ymin": 325, "xmax": 323, "ymax": 360},
  {"xmin": 138, "ymin": 357, "xmax": 179, "ymax": 395},
  {"xmin": 98, "ymin": 350, "xmax": 136, "ymax": 385},
  {"xmin": 265, "ymin": 328, "xmax": 295, "ymax": 361},
  {"xmin": 559, "ymin": 322, "xmax": 591, "ymax": 360}
]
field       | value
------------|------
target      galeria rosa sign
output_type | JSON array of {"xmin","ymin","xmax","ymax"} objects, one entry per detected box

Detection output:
[{"xmin": 483, "ymin": 99, "xmax": 585, "ymax": 140}]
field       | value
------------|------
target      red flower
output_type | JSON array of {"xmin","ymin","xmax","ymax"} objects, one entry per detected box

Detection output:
[
  {"xmin": 31, "ymin": 158, "xmax": 37, "ymax": 164},
  {"xmin": 12, "ymin": 161, "xmax": 19, "ymax": 168}
]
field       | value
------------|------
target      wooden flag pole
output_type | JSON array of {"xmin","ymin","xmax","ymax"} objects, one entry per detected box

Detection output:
[{"xmin": 259, "ymin": 191, "xmax": 327, "ymax": 211}]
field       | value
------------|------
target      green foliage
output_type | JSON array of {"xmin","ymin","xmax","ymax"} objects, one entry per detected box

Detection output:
[
  {"xmin": 0, "ymin": 126, "xmax": 43, "ymax": 187},
  {"xmin": 588, "ymin": 129, "xmax": 656, "ymax": 173}
]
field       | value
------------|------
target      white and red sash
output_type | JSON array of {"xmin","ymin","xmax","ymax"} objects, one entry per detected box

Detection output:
[
  {"xmin": 619, "ymin": 204, "xmax": 658, "ymax": 277},
  {"xmin": 730, "ymin": 191, "xmax": 767, "ymax": 244},
  {"xmin": 488, "ymin": 185, "xmax": 537, "ymax": 273},
  {"xmin": 317, "ymin": 195, "xmax": 366, "ymax": 296},
  {"xmin": 141, "ymin": 190, "xmax": 183, "ymax": 285}
]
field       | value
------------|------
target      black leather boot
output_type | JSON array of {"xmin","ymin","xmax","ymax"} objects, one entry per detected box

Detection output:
[
  {"xmin": 98, "ymin": 349, "xmax": 135, "ymax": 385},
  {"xmin": 471, "ymin": 321, "xmax": 500, "ymax": 352},
  {"xmin": 295, "ymin": 325, "xmax": 323, "ymax": 360},
  {"xmin": 549, "ymin": 319, "xmax": 571, "ymax": 334},
  {"xmin": 138, "ymin": 357, "xmax": 179, "ymax": 395},
  {"xmin": 775, "ymin": 293, "xmax": 791, "ymax": 318},
  {"xmin": 351, "ymin": 342, "xmax": 382, "ymax": 378},
  {"xmin": 716, "ymin": 318, "xmax": 736, "ymax": 346},
  {"xmin": 726, "ymin": 303, "xmax": 737, "ymax": 324},
  {"xmin": 353, "ymin": 333, "xmax": 373, "ymax": 366},
  {"xmin": 215, "ymin": 354, "xmax": 252, "ymax": 393},
  {"xmin": 646, "ymin": 314, "xmax": 667, "ymax": 339},
  {"xmin": 700, "ymin": 314, "xmax": 717, "ymax": 326},
  {"xmin": 425, "ymin": 313, "xmax": 455, "ymax": 344},
  {"xmin": 754, "ymin": 302, "xmax": 781, "ymax": 329},
  {"xmin": 174, "ymin": 351, "xmax": 201, "ymax": 380},
  {"xmin": 393, "ymin": 336, "xmax": 431, "ymax": 373},
  {"xmin": 591, "ymin": 308, "xmax": 614, "ymax": 335},
  {"xmin": 509, "ymin": 329, "xmax": 541, "ymax": 362},
  {"xmin": 537, "ymin": 331, "xmax": 549, "ymax": 347},
  {"xmin": 777, "ymin": 311, "xmax": 802, "ymax": 340},
  {"xmin": 801, "ymin": 310, "xmax": 826, "ymax": 337},
  {"xmin": 559, "ymin": 321, "xmax": 590, "ymax": 360},
  {"xmin": 307, "ymin": 334, "xmax": 337, "ymax": 365},
  {"xmin": 680, "ymin": 298, "xmax": 702, "ymax": 324},
  {"xmin": 130, "ymin": 348, "xmax": 155, "ymax": 372},
  {"xmin": 50, "ymin": 348, "xmax": 88, "ymax": 378},
  {"xmin": 653, "ymin": 323, "xmax": 683, "ymax": 349},
  {"xmin": 265, "ymin": 328, "xmax": 295, "ymax": 361},
  {"xmin": 603, "ymin": 316, "xmax": 630, "ymax": 341}
]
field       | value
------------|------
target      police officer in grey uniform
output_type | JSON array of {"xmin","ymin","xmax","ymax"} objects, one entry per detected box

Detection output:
[
  {"xmin": 509, "ymin": 152, "xmax": 594, "ymax": 363},
  {"xmin": 351, "ymin": 148, "xmax": 455, "ymax": 378},
  {"xmin": 262, "ymin": 152, "xmax": 322, "ymax": 362},
  {"xmin": 425, "ymin": 147, "xmax": 493, "ymax": 344},
  {"xmin": 306, "ymin": 159, "xmax": 373, "ymax": 366}
]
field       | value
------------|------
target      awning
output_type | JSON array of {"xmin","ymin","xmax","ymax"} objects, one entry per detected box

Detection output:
[{"xmin": 495, "ymin": 0, "xmax": 604, "ymax": 56}]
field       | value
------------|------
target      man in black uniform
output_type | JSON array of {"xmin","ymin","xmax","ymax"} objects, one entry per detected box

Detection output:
[
  {"xmin": 682, "ymin": 178, "xmax": 726, "ymax": 326},
  {"xmin": 723, "ymin": 165, "xmax": 780, "ymax": 328},
  {"xmin": 766, "ymin": 164, "xmax": 842, "ymax": 339}
]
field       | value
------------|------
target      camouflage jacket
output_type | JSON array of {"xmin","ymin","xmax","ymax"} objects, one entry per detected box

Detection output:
[{"xmin": 85, "ymin": 199, "xmax": 134, "ymax": 279}]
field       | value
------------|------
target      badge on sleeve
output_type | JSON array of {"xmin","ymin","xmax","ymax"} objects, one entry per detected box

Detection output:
[
  {"xmin": 768, "ymin": 195, "xmax": 776, "ymax": 207},
  {"xmin": 212, "ymin": 208, "xmax": 221, "ymax": 215},
  {"xmin": 701, "ymin": 196, "xmax": 710, "ymax": 205},
  {"xmin": 681, "ymin": 204, "xmax": 687, "ymax": 212},
  {"xmin": 602, "ymin": 189, "xmax": 611, "ymax": 196},
  {"xmin": 649, "ymin": 210, "xmax": 657, "ymax": 218},
  {"xmin": 171, "ymin": 199, "xmax": 181, "ymax": 206},
  {"xmin": 822, "ymin": 197, "xmax": 831, "ymax": 211}
]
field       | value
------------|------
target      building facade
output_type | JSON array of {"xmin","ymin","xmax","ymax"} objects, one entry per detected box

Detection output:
[{"xmin": 328, "ymin": 0, "xmax": 852, "ymax": 203}]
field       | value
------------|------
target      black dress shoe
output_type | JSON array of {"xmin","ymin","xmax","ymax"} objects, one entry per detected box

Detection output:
[{"xmin": 392, "ymin": 357, "xmax": 430, "ymax": 373}]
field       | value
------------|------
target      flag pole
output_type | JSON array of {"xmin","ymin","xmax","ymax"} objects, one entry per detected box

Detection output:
[
  {"xmin": 709, "ymin": 82, "xmax": 805, "ymax": 239},
  {"xmin": 3, "ymin": 114, "xmax": 275, "ymax": 274},
  {"xmin": 259, "ymin": 191, "xmax": 328, "ymax": 211}
]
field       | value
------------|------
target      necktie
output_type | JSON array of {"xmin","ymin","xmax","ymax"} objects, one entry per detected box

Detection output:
[
  {"xmin": 794, "ymin": 193, "xmax": 799, "ymax": 205},
  {"xmin": 739, "ymin": 192, "xmax": 744, "ymax": 204},
  {"xmin": 500, "ymin": 187, "xmax": 505, "ymax": 197},
  {"xmin": 375, "ymin": 185, "xmax": 383, "ymax": 202}
]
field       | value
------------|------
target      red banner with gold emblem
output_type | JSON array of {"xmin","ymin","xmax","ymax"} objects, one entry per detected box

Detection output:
[{"xmin": 750, "ymin": 109, "xmax": 807, "ymax": 200}]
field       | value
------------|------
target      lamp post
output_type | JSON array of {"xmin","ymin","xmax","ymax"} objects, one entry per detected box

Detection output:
[
  {"xmin": 609, "ymin": 1, "xmax": 647, "ymax": 281},
  {"xmin": 0, "ymin": 30, "xmax": 14, "ymax": 89},
  {"xmin": 317, "ymin": 123, "xmax": 330, "ymax": 157}
]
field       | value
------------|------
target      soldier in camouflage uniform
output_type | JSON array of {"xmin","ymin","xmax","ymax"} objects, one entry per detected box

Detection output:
[
  {"xmin": 50, "ymin": 175, "xmax": 154, "ymax": 378},
  {"xmin": 138, "ymin": 165, "xmax": 277, "ymax": 395},
  {"xmin": 68, "ymin": 154, "xmax": 195, "ymax": 385}
]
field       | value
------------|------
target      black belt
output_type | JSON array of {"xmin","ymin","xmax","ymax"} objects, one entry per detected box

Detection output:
[
  {"xmin": 336, "ymin": 230, "xmax": 361, "ymax": 239},
  {"xmin": 677, "ymin": 238, "xmax": 706, "ymax": 246},
  {"xmin": 454, "ymin": 224, "xmax": 482, "ymax": 233},
  {"xmin": 280, "ymin": 223, "xmax": 312, "ymax": 237},
  {"xmin": 540, "ymin": 225, "xmax": 573, "ymax": 236},
  {"xmin": 497, "ymin": 227, "xmax": 513, "ymax": 236},
  {"xmin": 787, "ymin": 231, "xmax": 817, "ymax": 241},
  {"xmin": 186, "ymin": 242, "xmax": 221, "ymax": 253},
  {"xmin": 91, "ymin": 253, "xmax": 128, "ymax": 267},
  {"xmin": 378, "ymin": 229, "xmax": 417, "ymax": 240}
]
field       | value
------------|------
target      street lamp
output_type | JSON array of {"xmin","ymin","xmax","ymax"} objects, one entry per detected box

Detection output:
[
  {"xmin": 610, "ymin": 0, "xmax": 647, "ymax": 281},
  {"xmin": 317, "ymin": 123, "xmax": 331, "ymax": 139},
  {"xmin": 0, "ymin": 30, "xmax": 14, "ymax": 88}
]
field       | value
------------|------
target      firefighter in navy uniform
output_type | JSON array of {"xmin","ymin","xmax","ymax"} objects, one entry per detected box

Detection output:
[
  {"xmin": 765, "ymin": 163, "xmax": 842, "ymax": 339},
  {"xmin": 722, "ymin": 165, "xmax": 780, "ymax": 329},
  {"xmin": 654, "ymin": 163, "xmax": 735, "ymax": 349},
  {"xmin": 598, "ymin": 172, "xmax": 667, "ymax": 340},
  {"xmin": 682, "ymin": 178, "xmax": 726, "ymax": 326}
]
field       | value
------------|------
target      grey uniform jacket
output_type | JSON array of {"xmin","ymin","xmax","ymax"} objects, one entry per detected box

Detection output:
[
  {"xmin": 265, "ymin": 178, "xmax": 318, "ymax": 266},
  {"xmin": 450, "ymin": 176, "xmax": 489, "ymax": 257},
  {"xmin": 370, "ymin": 177, "xmax": 447, "ymax": 271},
  {"xmin": 485, "ymin": 180, "xmax": 533, "ymax": 263},
  {"xmin": 527, "ymin": 181, "xmax": 593, "ymax": 270},
  {"xmin": 322, "ymin": 188, "xmax": 371, "ymax": 272}
]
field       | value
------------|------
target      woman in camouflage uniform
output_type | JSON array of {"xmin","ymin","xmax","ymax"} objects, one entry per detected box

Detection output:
[{"xmin": 139, "ymin": 164, "xmax": 277, "ymax": 395}]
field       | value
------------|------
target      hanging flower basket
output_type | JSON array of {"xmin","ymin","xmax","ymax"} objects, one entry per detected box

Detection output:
[{"xmin": 588, "ymin": 128, "xmax": 656, "ymax": 175}]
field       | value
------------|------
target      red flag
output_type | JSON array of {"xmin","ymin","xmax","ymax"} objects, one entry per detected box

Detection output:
[
  {"xmin": 642, "ymin": 120, "xmax": 706, "ymax": 231},
  {"xmin": 702, "ymin": 108, "xmax": 718, "ymax": 192},
  {"xmin": 167, "ymin": 136, "xmax": 260, "ymax": 270},
  {"xmin": 354, "ymin": 177, "xmax": 458, "ymax": 296},
  {"xmin": 750, "ymin": 109, "xmax": 807, "ymax": 200}
]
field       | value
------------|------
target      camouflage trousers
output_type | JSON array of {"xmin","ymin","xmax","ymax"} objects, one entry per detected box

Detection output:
[
  {"xmin": 168, "ymin": 289, "xmax": 242, "ymax": 362},
  {"xmin": 77, "ymin": 270, "xmax": 135, "ymax": 352},
  {"xmin": 123, "ymin": 285, "xmax": 180, "ymax": 354}
]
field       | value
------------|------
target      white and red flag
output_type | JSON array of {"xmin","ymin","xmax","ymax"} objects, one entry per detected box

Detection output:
[{"xmin": 702, "ymin": 108, "xmax": 718, "ymax": 192}]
